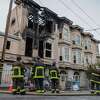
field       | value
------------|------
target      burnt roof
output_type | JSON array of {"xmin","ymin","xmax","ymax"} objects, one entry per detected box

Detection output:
[
  {"xmin": 23, "ymin": 0, "xmax": 41, "ymax": 10},
  {"xmin": 71, "ymin": 25, "xmax": 83, "ymax": 30},
  {"xmin": 43, "ymin": 7, "xmax": 57, "ymax": 16},
  {"xmin": 42, "ymin": 7, "xmax": 58, "ymax": 19},
  {"xmin": 59, "ymin": 17, "xmax": 73, "ymax": 25}
]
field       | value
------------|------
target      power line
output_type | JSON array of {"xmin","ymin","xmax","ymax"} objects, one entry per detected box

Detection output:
[
  {"xmin": 71, "ymin": 0, "xmax": 100, "ymax": 32},
  {"xmin": 38, "ymin": 0, "xmax": 93, "ymax": 29},
  {"xmin": 37, "ymin": 0, "xmax": 100, "ymax": 35},
  {"xmin": 56, "ymin": 0, "xmax": 94, "ymax": 29},
  {"xmin": 57, "ymin": 0, "xmax": 100, "ymax": 34},
  {"xmin": 85, "ymin": 28, "xmax": 100, "ymax": 31},
  {"xmin": 37, "ymin": 0, "xmax": 44, "ymax": 6}
]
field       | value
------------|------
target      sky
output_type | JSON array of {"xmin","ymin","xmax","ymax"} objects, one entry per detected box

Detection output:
[{"xmin": 0, "ymin": 0, "xmax": 100, "ymax": 49}]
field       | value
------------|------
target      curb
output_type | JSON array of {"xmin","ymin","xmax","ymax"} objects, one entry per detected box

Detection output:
[{"xmin": 0, "ymin": 91, "xmax": 92, "ymax": 96}]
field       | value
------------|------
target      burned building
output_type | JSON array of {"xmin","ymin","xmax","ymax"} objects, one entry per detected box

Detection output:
[
  {"xmin": 0, "ymin": 0, "xmax": 99, "ymax": 90},
  {"xmin": 8, "ymin": 0, "xmax": 59, "ymax": 65}
]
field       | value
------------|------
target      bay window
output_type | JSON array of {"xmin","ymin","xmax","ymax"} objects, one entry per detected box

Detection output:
[
  {"xmin": 73, "ymin": 49, "xmax": 81, "ymax": 64},
  {"xmin": 73, "ymin": 35, "xmax": 81, "ymax": 46}
]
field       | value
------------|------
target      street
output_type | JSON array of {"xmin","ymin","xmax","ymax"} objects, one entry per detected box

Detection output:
[{"xmin": 0, "ymin": 94, "xmax": 99, "ymax": 100}]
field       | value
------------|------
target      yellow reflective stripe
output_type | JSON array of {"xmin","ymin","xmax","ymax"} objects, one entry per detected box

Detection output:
[
  {"xmin": 92, "ymin": 73, "xmax": 100, "ymax": 77},
  {"xmin": 34, "ymin": 76, "xmax": 44, "ymax": 78},
  {"xmin": 90, "ymin": 80, "xmax": 100, "ymax": 84},
  {"xmin": 12, "ymin": 67, "xmax": 20, "ymax": 74},
  {"xmin": 36, "ymin": 66, "xmax": 44, "ymax": 69},
  {"xmin": 96, "ymin": 90, "xmax": 100, "ymax": 92},
  {"xmin": 12, "ymin": 67, "xmax": 23, "ymax": 77},
  {"xmin": 50, "ymin": 70, "xmax": 58, "ymax": 79},
  {"xmin": 35, "ymin": 66, "xmax": 44, "ymax": 78},
  {"xmin": 12, "ymin": 89, "xmax": 17, "ymax": 92},
  {"xmin": 13, "ymin": 66, "xmax": 19, "ymax": 69},
  {"xmin": 50, "ymin": 77, "xmax": 59, "ymax": 79},
  {"xmin": 36, "ymin": 90, "xmax": 41, "ymax": 93},
  {"xmin": 50, "ymin": 70, "xmax": 57, "ymax": 73},
  {"xmin": 12, "ymin": 75, "xmax": 24, "ymax": 78},
  {"xmin": 20, "ymin": 89, "xmax": 25, "ymax": 92},
  {"xmin": 19, "ymin": 67, "xmax": 21, "ymax": 76},
  {"xmin": 93, "ymin": 90, "xmax": 100, "ymax": 95}
]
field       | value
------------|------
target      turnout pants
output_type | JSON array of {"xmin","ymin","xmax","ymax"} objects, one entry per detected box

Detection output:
[
  {"xmin": 51, "ymin": 79, "xmax": 59, "ymax": 90},
  {"xmin": 12, "ymin": 78, "xmax": 25, "ymax": 93},
  {"xmin": 35, "ymin": 78, "xmax": 44, "ymax": 90}
]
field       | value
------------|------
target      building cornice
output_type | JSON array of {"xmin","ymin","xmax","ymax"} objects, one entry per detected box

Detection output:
[{"xmin": 0, "ymin": 31, "xmax": 20, "ymax": 40}]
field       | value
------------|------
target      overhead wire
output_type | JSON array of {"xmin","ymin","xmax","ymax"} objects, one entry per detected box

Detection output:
[
  {"xmin": 56, "ymin": 0, "xmax": 94, "ymax": 29},
  {"xmin": 56, "ymin": 0, "xmax": 100, "ymax": 35},
  {"xmin": 71, "ymin": 0, "xmax": 100, "ymax": 33},
  {"xmin": 85, "ymin": 28, "xmax": 100, "ymax": 31},
  {"xmin": 38, "ymin": 0, "xmax": 92, "ymax": 29},
  {"xmin": 37, "ymin": 0, "xmax": 44, "ymax": 6},
  {"xmin": 71, "ymin": 0, "xmax": 100, "ymax": 27},
  {"xmin": 37, "ymin": 0, "xmax": 100, "ymax": 35}
]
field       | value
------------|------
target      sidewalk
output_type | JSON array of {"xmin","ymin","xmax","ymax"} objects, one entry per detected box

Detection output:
[{"xmin": 0, "ymin": 90, "xmax": 91, "ymax": 96}]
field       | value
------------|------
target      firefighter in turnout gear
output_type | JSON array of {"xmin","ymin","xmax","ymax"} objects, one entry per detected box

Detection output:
[
  {"xmin": 32, "ymin": 57, "xmax": 45, "ymax": 93},
  {"xmin": 50, "ymin": 62, "xmax": 60, "ymax": 93},
  {"xmin": 12, "ymin": 56, "xmax": 26, "ymax": 95}
]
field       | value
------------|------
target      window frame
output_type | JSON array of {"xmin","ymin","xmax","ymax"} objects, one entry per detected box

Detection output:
[
  {"xmin": 63, "ymin": 27, "xmax": 70, "ymax": 41},
  {"xmin": 73, "ymin": 50, "xmax": 81, "ymax": 64},
  {"xmin": 73, "ymin": 72, "xmax": 80, "ymax": 81},
  {"xmin": 73, "ymin": 34, "xmax": 81, "ymax": 46},
  {"xmin": 44, "ymin": 42, "xmax": 52, "ymax": 58},
  {"xmin": 64, "ymin": 47, "xmax": 69, "ymax": 62}
]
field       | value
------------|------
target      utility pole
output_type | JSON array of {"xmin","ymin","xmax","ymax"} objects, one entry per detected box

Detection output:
[{"xmin": 1, "ymin": 0, "xmax": 13, "ymax": 61}]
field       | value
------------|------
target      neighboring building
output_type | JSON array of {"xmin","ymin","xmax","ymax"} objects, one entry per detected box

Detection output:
[
  {"xmin": 58, "ymin": 17, "xmax": 73, "ymax": 90},
  {"xmin": 0, "ymin": 0, "xmax": 100, "ymax": 90}
]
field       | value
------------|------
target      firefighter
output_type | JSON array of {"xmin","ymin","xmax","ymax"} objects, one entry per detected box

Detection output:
[
  {"xmin": 30, "ymin": 59, "xmax": 36, "ymax": 91},
  {"xmin": 12, "ymin": 56, "xmax": 26, "ymax": 95},
  {"xmin": 33, "ymin": 57, "xmax": 45, "ymax": 93},
  {"xmin": 50, "ymin": 62, "xmax": 60, "ymax": 93}
]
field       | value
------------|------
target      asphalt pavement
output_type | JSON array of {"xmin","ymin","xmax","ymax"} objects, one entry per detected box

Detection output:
[{"xmin": 0, "ymin": 94, "xmax": 99, "ymax": 100}]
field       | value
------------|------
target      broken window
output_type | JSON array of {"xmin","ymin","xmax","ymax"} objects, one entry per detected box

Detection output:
[
  {"xmin": 6, "ymin": 41, "xmax": 11, "ymax": 50},
  {"xmin": 25, "ymin": 37, "xmax": 33, "ymax": 57},
  {"xmin": 46, "ymin": 20, "xmax": 53, "ymax": 33},
  {"xmin": 59, "ymin": 56, "xmax": 62, "ymax": 61},
  {"xmin": 28, "ymin": 14, "xmax": 34, "ymax": 29},
  {"xmin": 59, "ymin": 33, "xmax": 62, "ymax": 39},
  {"xmin": 38, "ymin": 41, "xmax": 44, "ymax": 58},
  {"xmin": 45, "ymin": 42, "xmax": 52, "ymax": 58},
  {"xmin": 39, "ymin": 25, "xmax": 45, "ymax": 35},
  {"xmin": 11, "ymin": 18, "xmax": 15, "ymax": 26}
]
